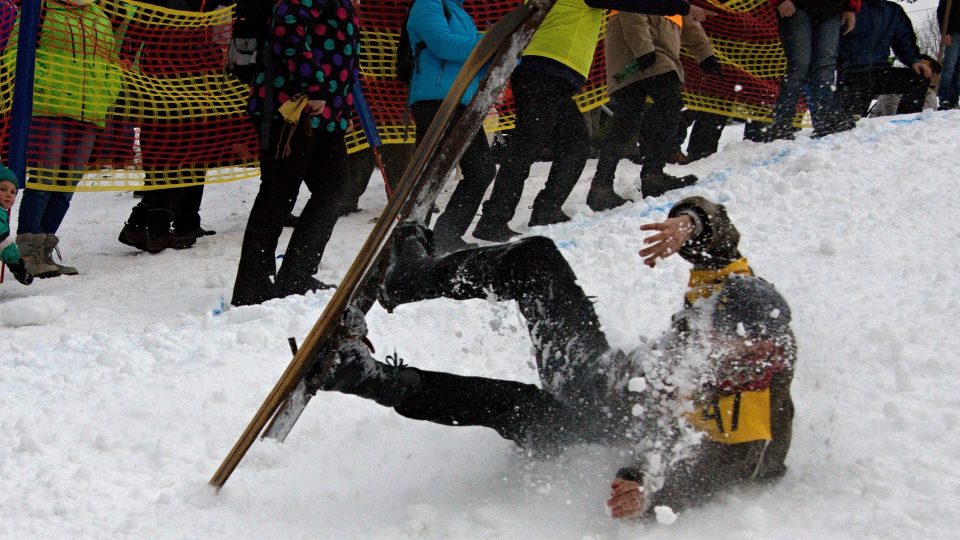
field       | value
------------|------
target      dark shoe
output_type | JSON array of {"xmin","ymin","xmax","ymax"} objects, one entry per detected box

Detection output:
[
  {"xmin": 284, "ymin": 213, "xmax": 300, "ymax": 228},
  {"xmin": 758, "ymin": 124, "xmax": 795, "ymax": 143},
  {"xmin": 586, "ymin": 185, "xmax": 629, "ymax": 212},
  {"xmin": 939, "ymin": 101, "xmax": 958, "ymax": 111},
  {"xmin": 528, "ymin": 207, "xmax": 571, "ymax": 227},
  {"xmin": 812, "ymin": 118, "xmax": 855, "ymax": 138},
  {"xmin": 472, "ymin": 219, "xmax": 520, "ymax": 243},
  {"xmin": 118, "ymin": 223, "xmax": 172, "ymax": 254},
  {"xmin": 380, "ymin": 222, "xmax": 438, "ymax": 311},
  {"xmin": 666, "ymin": 150, "xmax": 692, "ymax": 165},
  {"xmin": 640, "ymin": 171, "xmax": 698, "ymax": 198},
  {"xmin": 277, "ymin": 276, "xmax": 336, "ymax": 298}
]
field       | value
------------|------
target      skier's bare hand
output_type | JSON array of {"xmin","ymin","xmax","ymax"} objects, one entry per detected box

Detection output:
[
  {"xmin": 913, "ymin": 61, "xmax": 933, "ymax": 79},
  {"xmin": 841, "ymin": 11, "xmax": 856, "ymax": 34},
  {"xmin": 608, "ymin": 477, "xmax": 645, "ymax": 519},
  {"xmin": 776, "ymin": 0, "xmax": 796, "ymax": 18},
  {"xmin": 639, "ymin": 215, "xmax": 695, "ymax": 267}
]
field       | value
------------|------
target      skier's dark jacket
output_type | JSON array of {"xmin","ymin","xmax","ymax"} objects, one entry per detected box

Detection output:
[
  {"xmin": 838, "ymin": 0, "xmax": 921, "ymax": 76},
  {"xmin": 619, "ymin": 196, "xmax": 797, "ymax": 515}
]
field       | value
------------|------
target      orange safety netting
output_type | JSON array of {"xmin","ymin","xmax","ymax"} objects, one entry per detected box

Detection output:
[{"xmin": 0, "ymin": 0, "xmax": 796, "ymax": 192}]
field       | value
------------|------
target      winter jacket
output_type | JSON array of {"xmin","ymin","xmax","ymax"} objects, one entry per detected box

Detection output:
[
  {"xmin": 2, "ymin": 0, "xmax": 121, "ymax": 128},
  {"xmin": 248, "ymin": 0, "xmax": 360, "ymax": 135},
  {"xmin": 0, "ymin": 202, "xmax": 19, "ymax": 265},
  {"xmin": 938, "ymin": 0, "xmax": 960, "ymax": 35},
  {"xmin": 768, "ymin": 0, "xmax": 860, "ymax": 17},
  {"xmin": 838, "ymin": 0, "xmax": 921, "ymax": 76},
  {"xmin": 523, "ymin": 0, "xmax": 692, "ymax": 81},
  {"xmin": 620, "ymin": 196, "xmax": 796, "ymax": 515},
  {"xmin": 604, "ymin": 12, "xmax": 714, "ymax": 95},
  {"xmin": 407, "ymin": 0, "xmax": 482, "ymax": 106}
]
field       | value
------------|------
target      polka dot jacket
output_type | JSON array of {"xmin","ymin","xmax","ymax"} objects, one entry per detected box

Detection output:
[{"xmin": 248, "ymin": 0, "xmax": 360, "ymax": 134}]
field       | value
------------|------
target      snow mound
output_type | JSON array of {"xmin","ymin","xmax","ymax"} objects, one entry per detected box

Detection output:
[{"xmin": 0, "ymin": 296, "xmax": 66, "ymax": 327}]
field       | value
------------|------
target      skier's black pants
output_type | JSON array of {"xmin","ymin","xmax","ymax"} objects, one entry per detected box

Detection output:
[
  {"xmin": 478, "ymin": 67, "xmax": 590, "ymax": 227},
  {"xmin": 391, "ymin": 237, "xmax": 613, "ymax": 434},
  {"xmin": 594, "ymin": 71, "xmax": 683, "ymax": 185},
  {"xmin": 232, "ymin": 121, "xmax": 350, "ymax": 306},
  {"xmin": 837, "ymin": 67, "xmax": 928, "ymax": 118},
  {"xmin": 411, "ymin": 100, "xmax": 496, "ymax": 245}
]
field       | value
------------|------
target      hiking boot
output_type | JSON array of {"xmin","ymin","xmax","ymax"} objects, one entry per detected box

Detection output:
[
  {"xmin": 528, "ymin": 206, "xmax": 571, "ymax": 227},
  {"xmin": 472, "ymin": 219, "xmax": 519, "ymax": 243},
  {"xmin": 812, "ymin": 117, "xmax": 855, "ymax": 138},
  {"xmin": 276, "ymin": 276, "xmax": 336, "ymax": 299},
  {"xmin": 118, "ymin": 223, "xmax": 172, "ymax": 253},
  {"xmin": 639, "ymin": 171, "xmax": 699, "ymax": 198},
  {"xmin": 380, "ymin": 222, "xmax": 439, "ymax": 311},
  {"xmin": 43, "ymin": 234, "xmax": 78, "ymax": 276},
  {"xmin": 16, "ymin": 233, "xmax": 59, "ymax": 278},
  {"xmin": 666, "ymin": 150, "xmax": 691, "ymax": 165},
  {"xmin": 586, "ymin": 185, "xmax": 629, "ymax": 212}
]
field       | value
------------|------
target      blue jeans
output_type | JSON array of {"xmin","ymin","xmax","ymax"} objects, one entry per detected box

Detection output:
[
  {"xmin": 771, "ymin": 10, "xmax": 843, "ymax": 133},
  {"xmin": 938, "ymin": 33, "xmax": 960, "ymax": 105},
  {"xmin": 17, "ymin": 118, "xmax": 97, "ymax": 234}
]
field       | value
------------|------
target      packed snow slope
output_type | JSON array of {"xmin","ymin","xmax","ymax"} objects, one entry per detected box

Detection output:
[{"xmin": 2, "ymin": 111, "xmax": 959, "ymax": 539}]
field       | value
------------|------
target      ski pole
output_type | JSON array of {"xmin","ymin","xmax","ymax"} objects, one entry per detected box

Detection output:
[{"xmin": 351, "ymin": 80, "xmax": 393, "ymax": 198}]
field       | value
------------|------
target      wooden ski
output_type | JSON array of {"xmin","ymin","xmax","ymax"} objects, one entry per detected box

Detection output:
[{"xmin": 209, "ymin": 0, "xmax": 558, "ymax": 491}]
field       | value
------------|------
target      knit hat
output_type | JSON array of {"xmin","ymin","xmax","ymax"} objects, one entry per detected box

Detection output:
[
  {"xmin": 712, "ymin": 275, "xmax": 791, "ymax": 339},
  {"xmin": 0, "ymin": 163, "xmax": 17, "ymax": 190}
]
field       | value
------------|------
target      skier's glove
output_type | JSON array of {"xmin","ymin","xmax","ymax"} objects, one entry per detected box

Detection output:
[
  {"xmin": 8, "ymin": 258, "xmax": 33, "ymax": 285},
  {"xmin": 635, "ymin": 51, "xmax": 657, "ymax": 72},
  {"xmin": 699, "ymin": 56, "xmax": 722, "ymax": 77}
]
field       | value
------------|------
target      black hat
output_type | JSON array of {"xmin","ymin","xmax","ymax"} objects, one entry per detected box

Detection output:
[{"xmin": 713, "ymin": 275, "xmax": 791, "ymax": 339}]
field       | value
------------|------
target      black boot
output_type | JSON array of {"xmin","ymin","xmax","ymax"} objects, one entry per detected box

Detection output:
[
  {"xmin": 316, "ymin": 344, "xmax": 421, "ymax": 407},
  {"xmin": 586, "ymin": 183, "xmax": 629, "ymax": 212},
  {"xmin": 379, "ymin": 222, "xmax": 442, "ymax": 311},
  {"xmin": 639, "ymin": 171, "xmax": 698, "ymax": 198},
  {"xmin": 528, "ymin": 205, "xmax": 571, "ymax": 227}
]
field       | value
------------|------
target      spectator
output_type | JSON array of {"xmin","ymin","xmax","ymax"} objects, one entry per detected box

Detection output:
[
  {"xmin": 3, "ymin": 0, "xmax": 121, "ymax": 277},
  {"xmin": 937, "ymin": 0, "xmax": 960, "ymax": 109},
  {"xmin": 407, "ymin": 0, "xmax": 495, "ymax": 253},
  {"xmin": 589, "ymin": 12, "xmax": 717, "ymax": 207},
  {"xmin": 471, "ymin": 0, "xmax": 713, "ymax": 242},
  {"xmin": 1, "ymin": 165, "xmax": 34, "ymax": 286},
  {"xmin": 836, "ymin": 0, "xmax": 933, "ymax": 120},
  {"xmin": 117, "ymin": 0, "xmax": 224, "ymax": 253},
  {"xmin": 671, "ymin": 109, "xmax": 728, "ymax": 162},
  {"xmin": 762, "ymin": 0, "xmax": 859, "ymax": 141},
  {"xmin": 231, "ymin": 0, "xmax": 360, "ymax": 306}
]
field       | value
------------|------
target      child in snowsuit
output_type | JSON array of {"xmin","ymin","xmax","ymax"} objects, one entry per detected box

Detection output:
[
  {"xmin": 0, "ymin": 166, "xmax": 34, "ymax": 286},
  {"xmin": 315, "ymin": 195, "xmax": 796, "ymax": 519}
]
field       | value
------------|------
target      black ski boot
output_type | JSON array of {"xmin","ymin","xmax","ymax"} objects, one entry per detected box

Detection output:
[
  {"xmin": 586, "ymin": 184, "xmax": 629, "ymax": 212},
  {"xmin": 379, "ymin": 222, "xmax": 442, "ymax": 311},
  {"xmin": 309, "ymin": 307, "xmax": 421, "ymax": 407}
]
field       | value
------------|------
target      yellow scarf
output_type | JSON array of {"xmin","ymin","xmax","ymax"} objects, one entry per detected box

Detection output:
[{"xmin": 685, "ymin": 258, "xmax": 753, "ymax": 303}]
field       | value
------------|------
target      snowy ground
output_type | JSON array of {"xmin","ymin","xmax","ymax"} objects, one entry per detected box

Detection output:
[{"xmin": 2, "ymin": 111, "xmax": 959, "ymax": 539}]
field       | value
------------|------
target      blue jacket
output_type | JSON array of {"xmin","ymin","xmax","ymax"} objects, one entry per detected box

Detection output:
[
  {"xmin": 838, "ymin": 0, "xmax": 921, "ymax": 76},
  {"xmin": 407, "ymin": 0, "xmax": 482, "ymax": 106}
]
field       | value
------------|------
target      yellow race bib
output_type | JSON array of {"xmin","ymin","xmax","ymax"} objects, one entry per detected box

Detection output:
[{"xmin": 687, "ymin": 388, "xmax": 772, "ymax": 444}]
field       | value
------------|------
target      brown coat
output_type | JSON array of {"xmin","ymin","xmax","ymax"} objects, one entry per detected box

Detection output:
[{"xmin": 605, "ymin": 13, "xmax": 715, "ymax": 95}]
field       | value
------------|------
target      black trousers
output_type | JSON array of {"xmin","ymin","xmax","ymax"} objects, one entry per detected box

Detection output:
[
  {"xmin": 232, "ymin": 120, "xmax": 350, "ymax": 306},
  {"xmin": 594, "ymin": 72, "xmax": 683, "ymax": 185},
  {"xmin": 674, "ymin": 110, "xmax": 726, "ymax": 161},
  {"xmin": 838, "ymin": 67, "xmax": 929, "ymax": 118},
  {"xmin": 477, "ymin": 68, "xmax": 590, "ymax": 227},
  {"xmin": 391, "ymin": 237, "xmax": 622, "ymax": 449},
  {"xmin": 411, "ymin": 100, "xmax": 496, "ymax": 245}
]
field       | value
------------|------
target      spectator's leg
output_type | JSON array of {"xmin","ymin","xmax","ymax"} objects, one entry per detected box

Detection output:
[
  {"xmin": 807, "ymin": 13, "xmax": 844, "ymax": 134},
  {"xmin": 881, "ymin": 68, "xmax": 930, "ymax": 114},
  {"xmin": 769, "ymin": 10, "xmax": 814, "ymax": 137},
  {"xmin": 590, "ymin": 83, "xmax": 649, "ymax": 201},
  {"xmin": 836, "ymin": 72, "xmax": 874, "ymax": 119},
  {"xmin": 639, "ymin": 72, "xmax": 684, "ymax": 176},
  {"xmin": 37, "ymin": 124, "xmax": 95, "ymax": 235},
  {"xmin": 474, "ymin": 69, "xmax": 568, "ymax": 237},
  {"xmin": 686, "ymin": 111, "xmax": 726, "ymax": 160},
  {"xmin": 172, "ymin": 183, "xmax": 206, "ymax": 236},
  {"xmin": 231, "ymin": 121, "xmax": 313, "ymax": 306},
  {"xmin": 274, "ymin": 132, "xmax": 351, "ymax": 296},
  {"xmin": 938, "ymin": 35, "xmax": 960, "ymax": 107}
]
